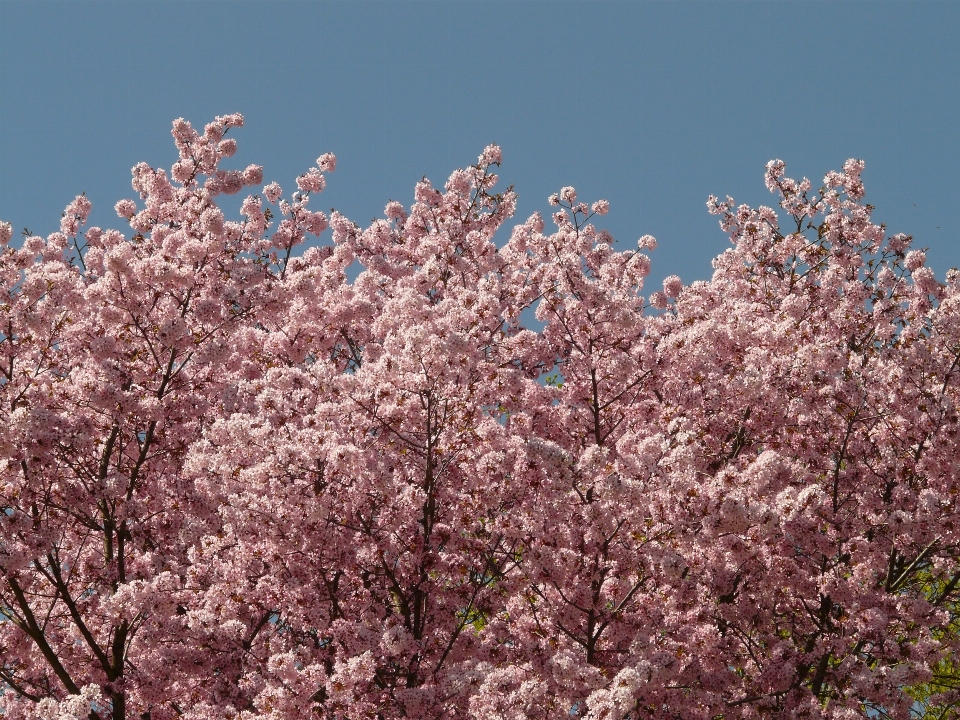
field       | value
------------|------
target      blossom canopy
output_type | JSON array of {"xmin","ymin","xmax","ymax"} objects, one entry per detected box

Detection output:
[{"xmin": 1, "ymin": 114, "xmax": 960, "ymax": 720}]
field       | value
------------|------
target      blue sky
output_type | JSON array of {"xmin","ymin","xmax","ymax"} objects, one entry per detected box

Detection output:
[{"xmin": 1, "ymin": 1, "xmax": 958, "ymax": 289}]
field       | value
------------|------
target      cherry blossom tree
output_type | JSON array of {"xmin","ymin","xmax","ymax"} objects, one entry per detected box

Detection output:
[{"xmin": 2, "ymin": 114, "xmax": 959, "ymax": 719}]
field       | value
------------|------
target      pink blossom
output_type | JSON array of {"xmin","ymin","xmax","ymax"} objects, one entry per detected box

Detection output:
[
  {"xmin": 764, "ymin": 158, "xmax": 785, "ymax": 191},
  {"xmin": 843, "ymin": 157, "xmax": 865, "ymax": 180},
  {"xmin": 591, "ymin": 199, "xmax": 610, "ymax": 215},
  {"xmin": 22, "ymin": 234, "xmax": 44, "ymax": 254},
  {"xmin": 0, "ymin": 220, "xmax": 11, "ymax": 245},
  {"xmin": 204, "ymin": 121, "xmax": 224, "ymax": 143},
  {"xmin": 84, "ymin": 226, "xmax": 103, "ymax": 248},
  {"xmin": 637, "ymin": 234, "xmax": 657, "ymax": 250},
  {"xmin": 317, "ymin": 152, "xmax": 337, "ymax": 172},
  {"xmin": 824, "ymin": 170, "xmax": 845, "ymax": 189},
  {"xmin": 297, "ymin": 169, "xmax": 325, "ymax": 193},
  {"xmin": 780, "ymin": 293, "xmax": 806, "ymax": 320},
  {"xmin": 384, "ymin": 200, "xmax": 407, "ymax": 222},
  {"xmin": 219, "ymin": 112, "xmax": 244, "ymax": 128},
  {"xmin": 304, "ymin": 211, "xmax": 328, "ymax": 235},
  {"xmin": 633, "ymin": 252, "xmax": 651, "ymax": 277},
  {"xmin": 171, "ymin": 159, "xmax": 194, "ymax": 184},
  {"xmin": 60, "ymin": 195, "xmax": 93, "ymax": 237},
  {"xmin": 414, "ymin": 179, "xmax": 442, "ymax": 205},
  {"xmin": 218, "ymin": 170, "xmax": 244, "ymax": 195},
  {"xmin": 242, "ymin": 164, "xmax": 263, "ymax": 186},
  {"xmin": 662, "ymin": 274, "xmax": 682, "ymax": 298},
  {"xmin": 905, "ymin": 249, "xmax": 926, "ymax": 271},
  {"xmin": 263, "ymin": 181, "xmax": 283, "ymax": 203},
  {"xmin": 114, "ymin": 198, "xmax": 137, "ymax": 218},
  {"xmin": 201, "ymin": 207, "xmax": 225, "ymax": 235},
  {"xmin": 480, "ymin": 144, "xmax": 502, "ymax": 166},
  {"xmin": 559, "ymin": 185, "xmax": 577, "ymax": 204},
  {"xmin": 649, "ymin": 290, "xmax": 668, "ymax": 308},
  {"xmin": 912, "ymin": 266, "xmax": 939, "ymax": 295},
  {"xmin": 889, "ymin": 233, "xmax": 912, "ymax": 252},
  {"xmin": 171, "ymin": 117, "xmax": 198, "ymax": 147},
  {"xmin": 329, "ymin": 210, "xmax": 356, "ymax": 243},
  {"xmin": 444, "ymin": 168, "xmax": 472, "ymax": 197}
]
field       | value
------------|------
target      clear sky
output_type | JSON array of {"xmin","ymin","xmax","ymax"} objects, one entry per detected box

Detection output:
[{"xmin": 1, "ymin": 0, "xmax": 958, "ymax": 290}]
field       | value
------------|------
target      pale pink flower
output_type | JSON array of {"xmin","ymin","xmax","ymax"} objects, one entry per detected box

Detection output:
[
  {"xmin": 60, "ymin": 195, "xmax": 92, "ymax": 236},
  {"xmin": 889, "ymin": 233, "xmax": 912, "ymax": 252},
  {"xmin": 219, "ymin": 170, "xmax": 244, "ymax": 195},
  {"xmin": 171, "ymin": 159, "xmax": 194, "ymax": 184},
  {"xmin": 876, "ymin": 266, "xmax": 896, "ymax": 289},
  {"xmin": 528, "ymin": 211, "xmax": 544, "ymax": 233},
  {"xmin": 480, "ymin": 144, "xmax": 502, "ymax": 166},
  {"xmin": 204, "ymin": 122, "xmax": 224, "ymax": 143},
  {"xmin": 591, "ymin": 199, "xmax": 610, "ymax": 215},
  {"xmin": 559, "ymin": 186, "xmax": 577, "ymax": 204},
  {"xmin": 304, "ymin": 211, "xmax": 328, "ymax": 235},
  {"xmin": 44, "ymin": 232, "xmax": 68, "ymax": 255},
  {"xmin": 414, "ymin": 180, "xmax": 442, "ymax": 205},
  {"xmin": 201, "ymin": 208, "xmax": 225, "ymax": 235},
  {"xmin": 317, "ymin": 153, "xmax": 337, "ymax": 172},
  {"xmin": 84, "ymin": 226, "xmax": 103, "ymax": 248},
  {"xmin": 780, "ymin": 293, "xmax": 806, "ymax": 320},
  {"xmin": 445, "ymin": 169, "xmax": 472, "ymax": 197},
  {"xmin": 637, "ymin": 234, "xmax": 657, "ymax": 250},
  {"xmin": 329, "ymin": 210, "xmax": 356, "ymax": 243},
  {"xmin": 171, "ymin": 117, "xmax": 197, "ymax": 145},
  {"xmin": 905, "ymin": 250, "xmax": 926, "ymax": 271},
  {"xmin": 297, "ymin": 170, "xmax": 326, "ymax": 192},
  {"xmin": 240, "ymin": 196, "xmax": 263, "ymax": 219},
  {"xmin": 100, "ymin": 228, "xmax": 124, "ymax": 247},
  {"xmin": 843, "ymin": 157, "xmax": 865, "ymax": 180},
  {"xmin": 633, "ymin": 253, "xmax": 651, "ymax": 277},
  {"xmin": 764, "ymin": 159, "xmax": 785, "ymax": 191},
  {"xmin": 61, "ymin": 216, "xmax": 80, "ymax": 236},
  {"xmin": 242, "ymin": 164, "xmax": 263, "ymax": 186},
  {"xmin": 263, "ymin": 182, "xmax": 283, "ymax": 203},
  {"xmin": 22, "ymin": 235, "xmax": 44, "ymax": 255},
  {"xmin": 649, "ymin": 290, "xmax": 668, "ymax": 309},
  {"xmin": 662, "ymin": 274, "xmax": 682, "ymax": 298},
  {"xmin": 385, "ymin": 201, "xmax": 407, "ymax": 221},
  {"xmin": 824, "ymin": 170, "xmax": 844, "ymax": 188},
  {"xmin": 219, "ymin": 112, "xmax": 244, "ymax": 128},
  {"xmin": 115, "ymin": 199, "xmax": 137, "ymax": 218},
  {"xmin": 875, "ymin": 321, "xmax": 896, "ymax": 341},
  {"xmin": 912, "ymin": 266, "xmax": 938, "ymax": 295}
]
